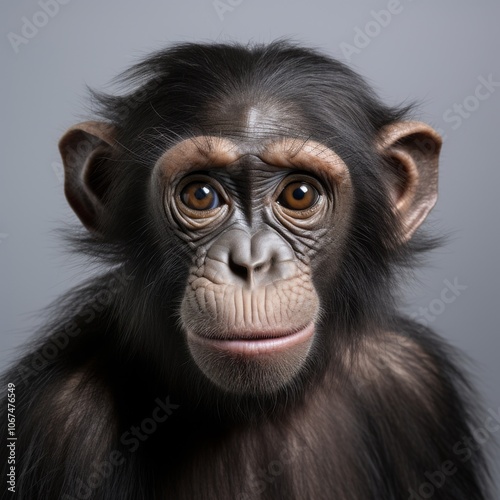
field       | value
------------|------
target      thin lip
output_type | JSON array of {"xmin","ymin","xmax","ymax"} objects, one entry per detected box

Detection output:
[{"xmin": 187, "ymin": 323, "xmax": 314, "ymax": 356}]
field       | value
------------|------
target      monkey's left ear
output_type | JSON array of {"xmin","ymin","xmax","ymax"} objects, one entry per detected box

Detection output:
[
  {"xmin": 58, "ymin": 121, "xmax": 117, "ymax": 233},
  {"xmin": 376, "ymin": 121, "xmax": 442, "ymax": 241}
]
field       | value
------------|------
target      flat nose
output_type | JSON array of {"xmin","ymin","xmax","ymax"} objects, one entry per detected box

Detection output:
[
  {"xmin": 206, "ymin": 229, "xmax": 295, "ymax": 287},
  {"xmin": 229, "ymin": 231, "xmax": 274, "ymax": 283}
]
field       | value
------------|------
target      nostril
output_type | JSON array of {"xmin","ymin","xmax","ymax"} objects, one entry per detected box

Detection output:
[
  {"xmin": 228, "ymin": 259, "xmax": 273, "ymax": 282},
  {"xmin": 229, "ymin": 259, "xmax": 249, "ymax": 280},
  {"xmin": 253, "ymin": 261, "xmax": 270, "ymax": 274},
  {"xmin": 255, "ymin": 256, "xmax": 275, "ymax": 275}
]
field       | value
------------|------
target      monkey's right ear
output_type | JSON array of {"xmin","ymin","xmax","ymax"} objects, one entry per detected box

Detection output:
[{"xmin": 58, "ymin": 121, "xmax": 116, "ymax": 233}]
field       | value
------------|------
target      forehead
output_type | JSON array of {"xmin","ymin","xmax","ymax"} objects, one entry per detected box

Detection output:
[
  {"xmin": 152, "ymin": 98, "xmax": 350, "ymax": 188},
  {"xmin": 199, "ymin": 100, "xmax": 310, "ymax": 143}
]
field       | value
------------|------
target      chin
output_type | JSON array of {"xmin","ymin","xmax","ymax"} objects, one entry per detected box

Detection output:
[{"xmin": 186, "ymin": 323, "xmax": 315, "ymax": 394}]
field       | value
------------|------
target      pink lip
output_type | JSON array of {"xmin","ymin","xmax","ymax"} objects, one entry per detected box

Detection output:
[{"xmin": 188, "ymin": 323, "xmax": 314, "ymax": 356}]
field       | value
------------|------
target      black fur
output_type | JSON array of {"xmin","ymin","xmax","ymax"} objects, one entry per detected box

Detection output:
[{"xmin": 0, "ymin": 41, "xmax": 491, "ymax": 499}]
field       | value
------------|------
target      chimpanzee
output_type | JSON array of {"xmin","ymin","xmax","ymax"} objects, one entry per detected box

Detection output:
[{"xmin": 0, "ymin": 41, "xmax": 491, "ymax": 499}]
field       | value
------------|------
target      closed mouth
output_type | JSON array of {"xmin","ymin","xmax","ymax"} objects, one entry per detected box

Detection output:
[{"xmin": 187, "ymin": 323, "xmax": 315, "ymax": 355}]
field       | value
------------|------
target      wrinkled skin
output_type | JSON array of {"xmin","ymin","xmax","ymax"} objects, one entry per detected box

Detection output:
[{"xmin": 150, "ymin": 118, "xmax": 354, "ymax": 393}]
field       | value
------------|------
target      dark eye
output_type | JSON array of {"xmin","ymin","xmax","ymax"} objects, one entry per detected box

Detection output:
[
  {"xmin": 277, "ymin": 182, "xmax": 319, "ymax": 211},
  {"xmin": 180, "ymin": 182, "xmax": 222, "ymax": 211}
]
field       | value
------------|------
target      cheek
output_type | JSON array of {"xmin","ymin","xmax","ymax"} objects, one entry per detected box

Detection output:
[{"xmin": 310, "ymin": 208, "xmax": 353, "ymax": 278}]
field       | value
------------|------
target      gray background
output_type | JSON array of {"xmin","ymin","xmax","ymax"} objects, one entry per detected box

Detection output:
[{"xmin": 1, "ymin": 0, "xmax": 499, "ymax": 495}]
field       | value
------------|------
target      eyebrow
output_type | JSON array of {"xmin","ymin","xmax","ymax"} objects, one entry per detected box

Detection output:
[{"xmin": 156, "ymin": 135, "xmax": 350, "ymax": 185}]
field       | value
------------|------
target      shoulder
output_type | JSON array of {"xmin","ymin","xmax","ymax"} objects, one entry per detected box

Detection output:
[{"xmin": 348, "ymin": 321, "xmax": 473, "ymax": 410}]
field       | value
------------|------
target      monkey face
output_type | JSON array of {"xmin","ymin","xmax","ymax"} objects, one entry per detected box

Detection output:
[{"xmin": 152, "ymin": 135, "xmax": 354, "ymax": 394}]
